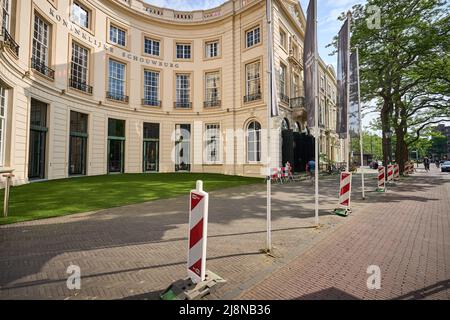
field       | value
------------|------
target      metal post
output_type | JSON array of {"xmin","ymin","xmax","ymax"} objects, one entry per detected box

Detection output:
[
  {"xmin": 265, "ymin": 0, "xmax": 273, "ymax": 252},
  {"xmin": 356, "ymin": 47, "xmax": 365, "ymax": 200},
  {"xmin": 313, "ymin": 0, "xmax": 319, "ymax": 226},
  {"xmin": 2, "ymin": 172, "xmax": 14, "ymax": 217}
]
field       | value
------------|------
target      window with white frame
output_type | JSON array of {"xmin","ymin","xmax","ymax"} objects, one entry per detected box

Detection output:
[
  {"xmin": 144, "ymin": 37, "xmax": 160, "ymax": 56},
  {"xmin": 245, "ymin": 61, "xmax": 261, "ymax": 100},
  {"xmin": 205, "ymin": 71, "xmax": 220, "ymax": 106},
  {"xmin": 108, "ymin": 59, "xmax": 126, "ymax": 100},
  {"xmin": 71, "ymin": 42, "xmax": 89, "ymax": 89},
  {"xmin": 0, "ymin": 85, "xmax": 7, "ymax": 166},
  {"xmin": 247, "ymin": 121, "xmax": 261, "ymax": 162},
  {"xmin": 32, "ymin": 14, "xmax": 50, "ymax": 66},
  {"xmin": 176, "ymin": 43, "xmax": 191, "ymax": 59},
  {"xmin": 110, "ymin": 24, "xmax": 126, "ymax": 47},
  {"xmin": 292, "ymin": 73, "xmax": 301, "ymax": 97},
  {"xmin": 205, "ymin": 40, "xmax": 219, "ymax": 58},
  {"xmin": 205, "ymin": 124, "xmax": 220, "ymax": 163},
  {"xmin": 246, "ymin": 26, "xmax": 260, "ymax": 48},
  {"xmin": 2, "ymin": 0, "xmax": 11, "ymax": 31},
  {"xmin": 279, "ymin": 28, "xmax": 287, "ymax": 49},
  {"xmin": 279, "ymin": 64, "xmax": 287, "ymax": 97},
  {"xmin": 143, "ymin": 70, "xmax": 160, "ymax": 106},
  {"xmin": 72, "ymin": 1, "xmax": 90, "ymax": 29},
  {"xmin": 176, "ymin": 74, "xmax": 190, "ymax": 107}
]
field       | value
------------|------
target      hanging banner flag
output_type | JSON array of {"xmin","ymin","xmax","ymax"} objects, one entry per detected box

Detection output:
[
  {"xmin": 267, "ymin": 0, "xmax": 279, "ymax": 118},
  {"xmin": 336, "ymin": 19, "xmax": 350, "ymax": 139},
  {"xmin": 303, "ymin": 0, "xmax": 317, "ymax": 129},
  {"xmin": 349, "ymin": 51, "xmax": 360, "ymax": 139}
]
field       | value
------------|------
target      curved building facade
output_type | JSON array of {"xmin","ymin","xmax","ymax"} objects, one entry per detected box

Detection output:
[{"xmin": 0, "ymin": 0, "xmax": 342, "ymax": 185}]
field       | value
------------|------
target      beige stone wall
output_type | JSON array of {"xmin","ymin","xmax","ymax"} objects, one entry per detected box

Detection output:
[{"xmin": 0, "ymin": 0, "xmax": 342, "ymax": 186}]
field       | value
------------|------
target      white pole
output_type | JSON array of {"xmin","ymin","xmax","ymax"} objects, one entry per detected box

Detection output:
[
  {"xmin": 345, "ymin": 12, "xmax": 351, "ymax": 173},
  {"xmin": 313, "ymin": 0, "xmax": 319, "ymax": 226},
  {"xmin": 356, "ymin": 47, "xmax": 365, "ymax": 199},
  {"xmin": 266, "ymin": 0, "xmax": 273, "ymax": 252}
]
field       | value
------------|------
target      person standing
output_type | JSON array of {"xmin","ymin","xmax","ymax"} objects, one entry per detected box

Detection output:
[{"xmin": 424, "ymin": 157, "xmax": 430, "ymax": 172}]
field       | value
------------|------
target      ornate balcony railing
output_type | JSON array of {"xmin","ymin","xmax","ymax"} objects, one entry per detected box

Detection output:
[
  {"xmin": 142, "ymin": 98, "xmax": 161, "ymax": 107},
  {"xmin": 69, "ymin": 78, "xmax": 93, "ymax": 94},
  {"xmin": 280, "ymin": 93, "xmax": 290, "ymax": 105},
  {"xmin": 244, "ymin": 92, "xmax": 262, "ymax": 103},
  {"xmin": 204, "ymin": 100, "xmax": 221, "ymax": 108},
  {"xmin": 290, "ymin": 96, "xmax": 305, "ymax": 109},
  {"xmin": 106, "ymin": 91, "xmax": 129, "ymax": 103},
  {"xmin": 1, "ymin": 27, "xmax": 19, "ymax": 56},
  {"xmin": 174, "ymin": 101, "xmax": 192, "ymax": 108},
  {"xmin": 31, "ymin": 57, "xmax": 55, "ymax": 79}
]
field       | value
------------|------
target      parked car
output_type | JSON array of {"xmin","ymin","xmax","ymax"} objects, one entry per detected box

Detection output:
[{"xmin": 441, "ymin": 161, "xmax": 450, "ymax": 172}]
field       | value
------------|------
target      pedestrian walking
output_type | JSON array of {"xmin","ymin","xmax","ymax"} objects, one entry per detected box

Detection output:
[
  {"xmin": 424, "ymin": 157, "xmax": 430, "ymax": 172},
  {"xmin": 307, "ymin": 159, "xmax": 315, "ymax": 183}
]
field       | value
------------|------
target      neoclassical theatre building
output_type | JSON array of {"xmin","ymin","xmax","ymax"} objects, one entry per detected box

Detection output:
[{"xmin": 0, "ymin": 0, "xmax": 343, "ymax": 185}]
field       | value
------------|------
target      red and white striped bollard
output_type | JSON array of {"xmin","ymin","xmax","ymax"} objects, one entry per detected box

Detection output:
[
  {"xmin": 187, "ymin": 180, "xmax": 209, "ymax": 283},
  {"xmin": 334, "ymin": 172, "xmax": 352, "ymax": 216}
]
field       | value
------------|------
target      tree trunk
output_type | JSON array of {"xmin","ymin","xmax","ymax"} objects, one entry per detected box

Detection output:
[
  {"xmin": 395, "ymin": 127, "xmax": 408, "ymax": 175},
  {"xmin": 381, "ymin": 99, "xmax": 391, "ymax": 170}
]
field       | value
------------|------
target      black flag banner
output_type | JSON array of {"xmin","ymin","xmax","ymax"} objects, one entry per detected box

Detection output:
[
  {"xmin": 303, "ymin": 0, "xmax": 316, "ymax": 129},
  {"xmin": 336, "ymin": 19, "xmax": 349, "ymax": 139},
  {"xmin": 349, "ymin": 51, "xmax": 360, "ymax": 138}
]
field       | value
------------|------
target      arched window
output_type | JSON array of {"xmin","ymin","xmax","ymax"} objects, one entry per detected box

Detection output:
[
  {"xmin": 293, "ymin": 121, "xmax": 300, "ymax": 133},
  {"xmin": 281, "ymin": 118, "xmax": 290, "ymax": 130},
  {"xmin": 247, "ymin": 120, "xmax": 261, "ymax": 162}
]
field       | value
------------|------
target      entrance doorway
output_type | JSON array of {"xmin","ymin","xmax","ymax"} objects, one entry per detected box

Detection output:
[
  {"xmin": 143, "ymin": 122, "xmax": 159, "ymax": 172},
  {"xmin": 69, "ymin": 111, "xmax": 88, "ymax": 176},
  {"xmin": 175, "ymin": 124, "xmax": 191, "ymax": 172},
  {"xmin": 108, "ymin": 118, "xmax": 125, "ymax": 173},
  {"xmin": 28, "ymin": 99, "xmax": 48, "ymax": 180}
]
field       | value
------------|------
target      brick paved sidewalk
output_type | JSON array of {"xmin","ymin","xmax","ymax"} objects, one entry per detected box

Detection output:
[
  {"xmin": 0, "ymin": 171, "xmax": 373, "ymax": 300},
  {"xmin": 239, "ymin": 167, "xmax": 450, "ymax": 300},
  {"xmin": 1, "ymin": 167, "xmax": 448, "ymax": 300}
]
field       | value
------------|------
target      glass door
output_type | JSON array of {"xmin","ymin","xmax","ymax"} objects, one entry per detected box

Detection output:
[
  {"xmin": 175, "ymin": 124, "xmax": 191, "ymax": 172},
  {"xmin": 28, "ymin": 99, "xmax": 48, "ymax": 180},
  {"xmin": 143, "ymin": 140, "xmax": 159, "ymax": 172},
  {"xmin": 69, "ymin": 135, "xmax": 87, "ymax": 175}
]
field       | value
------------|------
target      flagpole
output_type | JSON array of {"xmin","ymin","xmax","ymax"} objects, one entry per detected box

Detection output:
[
  {"xmin": 356, "ymin": 46, "xmax": 365, "ymax": 199},
  {"xmin": 266, "ymin": 0, "xmax": 273, "ymax": 252},
  {"xmin": 345, "ymin": 12, "xmax": 351, "ymax": 173},
  {"xmin": 313, "ymin": 0, "xmax": 319, "ymax": 226}
]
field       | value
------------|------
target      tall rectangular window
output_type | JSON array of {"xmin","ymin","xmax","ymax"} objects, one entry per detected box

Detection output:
[
  {"xmin": 70, "ymin": 42, "xmax": 91, "ymax": 93},
  {"xmin": 175, "ymin": 74, "xmax": 191, "ymax": 108},
  {"xmin": 279, "ymin": 64, "xmax": 287, "ymax": 96},
  {"xmin": 2, "ymin": 0, "xmax": 11, "ymax": 31},
  {"xmin": 205, "ymin": 41, "xmax": 219, "ymax": 58},
  {"xmin": 32, "ymin": 14, "xmax": 50, "ymax": 67},
  {"xmin": 176, "ymin": 43, "xmax": 191, "ymax": 59},
  {"xmin": 143, "ymin": 70, "xmax": 160, "ymax": 106},
  {"xmin": 69, "ymin": 111, "xmax": 88, "ymax": 176},
  {"xmin": 110, "ymin": 24, "xmax": 126, "ymax": 47},
  {"xmin": 205, "ymin": 124, "xmax": 220, "ymax": 163},
  {"xmin": 204, "ymin": 71, "xmax": 220, "ymax": 107},
  {"xmin": 0, "ymin": 85, "xmax": 7, "ymax": 166},
  {"xmin": 244, "ymin": 61, "xmax": 261, "ymax": 102},
  {"xmin": 279, "ymin": 28, "xmax": 287, "ymax": 49},
  {"xmin": 72, "ymin": 1, "xmax": 89, "ymax": 29},
  {"xmin": 292, "ymin": 73, "xmax": 301, "ymax": 97},
  {"xmin": 144, "ymin": 37, "xmax": 160, "ymax": 56},
  {"xmin": 108, "ymin": 59, "xmax": 127, "ymax": 102},
  {"xmin": 246, "ymin": 26, "xmax": 260, "ymax": 48},
  {"xmin": 108, "ymin": 118, "xmax": 125, "ymax": 174}
]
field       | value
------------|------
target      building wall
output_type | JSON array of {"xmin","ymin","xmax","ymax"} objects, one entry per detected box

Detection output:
[{"xmin": 0, "ymin": 0, "xmax": 343, "ymax": 186}]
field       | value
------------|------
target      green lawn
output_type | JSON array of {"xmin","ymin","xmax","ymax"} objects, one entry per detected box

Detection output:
[{"xmin": 0, "ymin": 173, "xmax": 263, "ymax": 225}]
